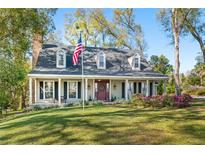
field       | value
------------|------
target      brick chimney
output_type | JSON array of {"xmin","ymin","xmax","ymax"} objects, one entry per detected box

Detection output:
[{"xmin": 32, "ymin": 33, "xmax": 42, "ymax": 68}]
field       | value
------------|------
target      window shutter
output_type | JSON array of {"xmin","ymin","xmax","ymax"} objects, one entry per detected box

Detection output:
[
  {"xmin": 149, "ymin": 82, "xmax": 153, "ymax": 96},
  {"xmin": 134, "ymin": 82, "xmax": 137, "ymax": 94},
  {"xmin": 64, "ymin": 82, "xmax": 67, "ymax": 99},
  {"xmin": 55, "ymin": 82, "xmax": 58, "ymax": 100},
  {"xmin": 40, "ymin": 81, "xmax": 43, "ymax": 99},
  {"xmin": 138, "ymin": 82, "xmax": 142, "ymax": 93},
  {"xmin": 122, "ymin": 82, "xmax": 125, "ymax": 99},
  {"xmin": 78, "ymin": 82, "xmax": 81, "ymax": 99}
]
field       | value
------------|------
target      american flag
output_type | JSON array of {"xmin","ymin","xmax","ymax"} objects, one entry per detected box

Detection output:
[{"xmin": 72, "ymin": 35, "xmax": 83, "ymax": 65}]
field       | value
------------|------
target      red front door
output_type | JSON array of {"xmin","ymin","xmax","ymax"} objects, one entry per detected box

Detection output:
[{"xmin": 96, "ymin": 80, "xmax": 109, "ymax": 101}]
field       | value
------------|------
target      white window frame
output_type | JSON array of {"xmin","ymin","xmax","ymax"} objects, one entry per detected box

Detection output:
[
  {"xmin": 132, "ymin": 53, "xmax": 141, "ymax": 70},
  {"xmin": 97, "ymin": 51, "xmax": 106, "ymax": 69},
  {"xmin": 56, "ymin": 50, "xmax": 66, "ymax": 68},
  {"xmin": 39, "ymin": 80, "xmax": 55, "ymax": 100},
  {"xmin": 67, "ymin": 81, "xmax": 78, "ymax": 99}
]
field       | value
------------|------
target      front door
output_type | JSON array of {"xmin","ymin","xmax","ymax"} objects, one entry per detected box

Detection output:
[{"xmin": 96, "ymin": 80, "xmax": 109, "ymax": 101}]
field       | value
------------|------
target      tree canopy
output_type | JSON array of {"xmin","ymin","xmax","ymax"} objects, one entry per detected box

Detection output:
[
  {"xmin": 0, "ymin": 9, "xmax": 56, "ymax": 112},
  {"xmin": 64, "ymin": 8, "xmax": 147, "ymax": 51}
]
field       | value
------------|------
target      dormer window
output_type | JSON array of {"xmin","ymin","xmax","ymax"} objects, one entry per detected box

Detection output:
[
  {"xmin": 56, "ymin": 50, "xmax": 66, "ymax": 68},
  {"xmin": 132, "ymin": 54, "xmax": 140, "ymax": 70},
  {"xmin": 97, "ymin": 51, "xmax": 106, "ymax": 69}
]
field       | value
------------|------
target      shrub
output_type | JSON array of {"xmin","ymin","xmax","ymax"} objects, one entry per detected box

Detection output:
[
  {"xmin": 79, "ymin": 100, "xmax": 90, "ymax": 106},
  {"xmin": 63, "ymin": 103, "xmax": 74, "ymax": 107},
  {"xmin": 93, "ymin": 101, "xmax": 104, "ymax": 106},
  {"xmin": 173, "ymin": 101, "xmax": 190, "ymax": 108},
  {"xmin": 131, "ymin": 93, "xmax": 192, "ymax": 109},
  {"xmin": 131, "ymin": 94, "xmax": 145, "ymax": 107},
  {"xmin": 183, "ymin": 86, "xmax": 205, "ymax": 96},
  {"xmin": 162, "ymin": 95, "xmax": 173, "ymax": 107},
  {"xmin": 172, "ymin": 94, "xmax": 192, "ymax": 103},
  {"xmin": 33, "ymin": 105, "xmax": 42, "ymax": 111},
  {"xmin": 172, "ymin": 94, "xmax": 192, "ymax": 108},
  {"xmin": 195, "ymin": 88, "xmax": 205, "ymax": 96}
]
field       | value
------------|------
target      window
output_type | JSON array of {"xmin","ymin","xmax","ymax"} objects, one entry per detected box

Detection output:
[
  {"xmin": 39, "ymin": 81, "xmax": 54, "ymax": 100},
  {"xmin": 57, "ymin": 50, "xmax": 66, "ymax": 68},
  {"xmin": 132, "ymin": 54, "xmax": 140, "ymax": 70},
  {"xmin": 98, "ymin": 52, "xmax": 106, "ymax": 69},
  {"xmin": 45, "ymin": 81, "xmax": 54, "ymax": 99},
  {"xmin": 134, "ymin": 57, "xmax": 139, "ymax": 68},
  {"xmin": 68, "ymin": 82, "xmax": 77, "ymax": 99}
]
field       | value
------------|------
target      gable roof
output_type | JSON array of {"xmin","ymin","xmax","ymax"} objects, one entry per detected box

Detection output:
[{"xmin": 29, "ymin": 42, "xmax": 168, "ymax": 78}]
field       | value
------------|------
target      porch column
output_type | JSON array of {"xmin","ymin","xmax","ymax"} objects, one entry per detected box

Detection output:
[
  {"xmin": 93, "ymin": 79, "xmax": 95, "ymax": 100},
  {"xmin": 142, "ymin": 82, "xmax": 145, "ymax": 96},
  {"xmin": 29, "ymin": 77, "xmax": 32, "ymax": 105},
  {"xmin": 85, "ymin": 78, "xmax": 88, "ymax": 101},
  {"xmin": 58, "ymin": 78, "xmax": 61, "ymax": 105},
  {"xmin": 146, "ymin": 80, "xmax": 149, "ymax": 96},
  {"xmin": 34, "ymin": 78, "xmax": 37, "ymax": 103},
  {"xmin": 109, "ymin": 79, "xmax": 112, "ymax": 101},
  {"xmin": 125, "ymin": 79, "xmax": 128, "ymax": 100},
  {"xmin": 163, "ymin": 79, "xmax": 167, "ymax": 95}
]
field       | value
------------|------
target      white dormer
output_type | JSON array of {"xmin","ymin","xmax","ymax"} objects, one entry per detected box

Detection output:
[
  {"xmin": 97, "ymin": 51, "xmax": 106, "ymax": 69},
  {"xmin": 128, "ymin": 53, "xmax": 141, "ymax": 70},
  {"xmin": 56, "ymin": 50, "xmax": 66, "ymax": 68}
]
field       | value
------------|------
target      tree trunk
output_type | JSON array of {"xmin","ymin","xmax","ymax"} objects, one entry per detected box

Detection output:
[
  {"xmin": 200, "ymin": 45, "xmax": 205, "ymax": 63},
  {"xmin": 171, "ymin": 9, "xmax": 181, "ymax": 96}
]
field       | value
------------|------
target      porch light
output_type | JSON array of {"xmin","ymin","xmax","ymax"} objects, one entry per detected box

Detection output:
[{"xmin": 113, "ymin": 84, "xmax": 117, "ymax": 89}]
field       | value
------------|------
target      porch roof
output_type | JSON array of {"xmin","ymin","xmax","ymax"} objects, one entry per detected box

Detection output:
[{"xmin": 29, "ymin": 68, "xmax": 168, "ymax": 78}]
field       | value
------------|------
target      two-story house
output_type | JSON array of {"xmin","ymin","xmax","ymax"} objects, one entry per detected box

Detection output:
[{"xmin": 28, "ymin": 42, "xmax": 168, "ymax": 106}]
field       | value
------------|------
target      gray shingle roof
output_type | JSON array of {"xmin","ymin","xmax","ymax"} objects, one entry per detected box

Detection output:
[{"xmin": 29, "ymin": 43, "xmax": 167, "ymax": 78}]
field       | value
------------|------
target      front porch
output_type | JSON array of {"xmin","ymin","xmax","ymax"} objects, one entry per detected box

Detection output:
[{"xmin": 29, "ymin": 76, "xmax": 167, "ymax": 106}]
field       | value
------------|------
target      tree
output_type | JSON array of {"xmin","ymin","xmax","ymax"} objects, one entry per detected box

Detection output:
[
  {"xmin": 0, "ymin": 9, "xmax": 56, "ymax": 111},
  {"xmin": 0, "ymin": 9, "xmax": 56, "ymax": 59},
  {"xmin": 186, "ymin": 73, "xmax": 201, "ymax": 86},
  {"xmin": 112, "ymin": 9, "xmax": 147, "ymax": 50},
  {"xmin": 64, "ymin": 9, "xmax": 147, "ymax": 51},
  {"xmin": 149, "ymin": 54, "xmax": 174, "ymax": 94},
  {"xmin": 194, "ymin": 63, "xmax": 205, "ymax": 86},
  {"xmin": 195, "ymin": 52, "xmax": 204, "ymax": 64},
  {"xmin": 182, "ymin": 9, "xmax": 205, "ymax": 62},
  {"xmin": 149, "ymin": 55, "xmax": 173, "ymax": 75},
  {"xmin": 0, "ymin": 58, "xmax": 27, "ymax": 112},
  {"xmin": 157, "ymin": 9, "xmax": 192, "ymax": 96}
]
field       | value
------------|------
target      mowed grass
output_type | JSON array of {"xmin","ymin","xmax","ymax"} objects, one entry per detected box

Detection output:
[{"xmin": 0, "ymin": 99, "xmax": 205, "ymax": 144}]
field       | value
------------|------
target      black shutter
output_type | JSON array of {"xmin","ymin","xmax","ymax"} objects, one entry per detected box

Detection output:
[
  {"xmin": 122, "ymin": 82, "xmax": 125, "ymax": 99},
  {"xmin": 64, "ymin": 82, "xmax": 67, "ymax": 99},
  {"xmin": 134, "ymin": 82, "xmax": 137, "ymax": 94},
  {"xmin": 78, "ymin": 82, "xmax": 81, "ymax": 99},
  {"xmin": 40, "ymin": 81, "xmax": 43, "ymax": 99},
  {"xmin": 150, "ymin": 82, "xmax": 153, "ymax": 96},
  {"xmin": 138, "ymin": 82, "xmax": 142, "ymax": 93},
  {"xmin": 55, "ymin": 82, "xmax": 58, "ymax": 100}
]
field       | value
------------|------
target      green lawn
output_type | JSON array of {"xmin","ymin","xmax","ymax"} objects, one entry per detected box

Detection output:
[{"xmin": 0, "ymin": 100, "xmax": 205, "ymax": 144}]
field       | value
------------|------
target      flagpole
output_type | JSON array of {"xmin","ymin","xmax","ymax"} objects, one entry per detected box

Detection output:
[{"xmin": 81, "ymin": 32, "xmax": 85, "ymax": 110}]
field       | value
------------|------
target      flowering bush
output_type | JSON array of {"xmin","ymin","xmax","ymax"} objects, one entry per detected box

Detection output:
[
  {"xmin": 131, "ymin": 94, "xmax": 144, "ymax": 107},
  {"xmin": 131, "ymin": 93, "xmax": 192, "ymax": 109},
  {"xmin": 172, "ymin": 94, "xmax": 192, "ymax": 108}
]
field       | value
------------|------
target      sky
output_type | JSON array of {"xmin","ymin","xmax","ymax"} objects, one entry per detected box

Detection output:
[{"xmin": 53, "ymin": 8, "xmax": 201, "ymax": 73}]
